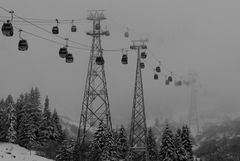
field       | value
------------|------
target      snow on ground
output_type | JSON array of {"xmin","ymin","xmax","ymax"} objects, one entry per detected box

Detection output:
[{"xmin": 0, "ymin": 143, "xmax": 53, "ymax": 161}]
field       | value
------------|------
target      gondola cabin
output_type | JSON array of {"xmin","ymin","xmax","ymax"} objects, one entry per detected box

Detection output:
[
  {"xmin": 95, "ymin": 23, "xmax": 100, "ymax": 30},
  {"xmin": 2, "ymin": 20, "xmax": 13, "ymax": 37},
  {"xmin": 142, "ymin": 45, "xmax": 147, "ymax": 49},
  {"xmin": 141, "ymin": 52, "xmax": 147, "ymax": 59},
  {"xmin": 71, "ymin": 25, "xmax": 77, "ymax": 32},
  {"xmin": 105, "ymin": 30, "xmax": 110, "ymax": 36},
  {"xmin": 52, "ymin": 26, "xmax": 59, "ymax": 34},
  {"xmin": 66, "ymin": 53, "xmax": 73, "ymax": 63},
  {"xmin": 124, "ymin": 31, "xmax": 129, "ymax": 38},
  {"xmin": 18, "ymin": 39, "xmax": 28, "ymax": 51},
  {"xmin": 121, "ymin": 54, "xmax": 128, "ymax": 64},
  {"xmin": 156, "ymin": 66, "xmax": 161, "ymax": 73},
  {"xmin": 165, "ymin": 80, "xmax": 170, "ymax": 85},
  {"xmin": 140, "ymin": 62, "xmax": 145, "ymax": 69},
  {"xmin": 154, "ymin": 74, "xmax": 158, "ymax": 80},
  {"xmin": 59, "ymin": 47, "xmax": 68, "ymax": 58},
  {"xmin": 178, "ymin": 81, "xmax": 182, "ymax": 86},
  {"xmin": 168, "ymin": 76, "xmax": 173, "ymax": 82},
  {"xmin": 96, "ymin": 56, "xmax": 104, "ymax": 65}
]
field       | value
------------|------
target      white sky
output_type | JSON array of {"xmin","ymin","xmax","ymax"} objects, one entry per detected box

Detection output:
[{"xmin": 1, "ymin": 0, "xmax": 240, "ymax": 126}]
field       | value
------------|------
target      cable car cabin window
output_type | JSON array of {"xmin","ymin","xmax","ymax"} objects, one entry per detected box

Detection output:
[
  {"xmin": 141, "ymin": 52, "xmax": 147, "ymax": 59},
  {"xmin": 105, "ymin": 30, "xmax": 110, "ymax": 36},
  {"xmin": 52, "ymin": 26, "xmax": 59, "ymax": 34},
  {"xmin": 140, "ymin": 62, "xmax": 145, "ymax": 69},
  {"xmin": 18, "ymin": 39, "xmax": 28, "ymax": 51},
  {"xmin": 121, "ymin": 54, "xmax": 128, "ymax": 64},
  {"xmin": 156, "ymin": 66, "xmax": 161, "ymax": 73},
  {"xmin": 66, "ymin": 53, "xmax": 73, "ymax": 63},
  {"xmin": 95, "ymin": 23, "xmax": 100, "ymax": 30},
  {"xmin": 59, "ymin": 47, "xmax": 68, "ymax": 58},
  {"xmin": 154, "ymin": 74, "xmax": 158, "ymax": 80},
  {"xmin": 2, "ymin": 21, "xmax": 14, "ymax": 37},
  {"xmin": 168, "ymin": 76, "xmax": 173, "ymax": 82},
  {"xmin": 71, "ymin": 25, "xmax": 77, "ymax": 32},
  {"xmin": 124, "ymin": 32, "xmax": 129, "ymax": 38},
  {"xmin": 165, "ymin": 80, "xmax": 170, "ymax": 85},
  {"xmin": 96, "ymin": 56, "xmax": 104, "ymax": 65}
]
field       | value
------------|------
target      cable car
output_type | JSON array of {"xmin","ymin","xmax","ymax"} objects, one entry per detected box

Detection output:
[
  {"xmin": 18, "ymin": 39, "xmax": 28, "ymax": 51},
  {"xmin": 59, "ymin": 47, "xmax": 68, "ymax": 58},
  {"xmin": 140, "ymin": 62, "xmax": 145, "ymax": 69},
  {"xmin": 121, "ymin": 54, "xmax": 128, "ymax": 64},
  {"xmin": 154, "ymin": 74, "xmax": 158, "ymax": 80},
  {"xmin": 95, "ymin": 23, "xmax": 100, "ymax": 30},
  {"xmin": 124, "ymin": 31, "xmax": 129, "ymax": 38},
  {"xmin": 142, "ymin": 44, "xmax": 147, "ymax": 49},
  {"xmin": 141, "ymin": 52, "xmax": 147, "ymax": 59},
  {"xmin": 165, "ymin": 79, "xmax": 170, "ymax": 85},
  {"xmin": 168, "ymin": 76, "xmax": 173, "ymax": 82},
  {"xmin": 96, "ymin": 56, "xmax": 104, "ymax": 65},
  {"xmin": 2, "ymin": 20, "xmax": 13, "ymax": 37},
  {"xmin": 71, "ymin": 25, "xmax": 77, "ymax": 32},
  {"xmin": 105, "ymin": 30, "xmax": 110, "ymax": 36},
  {"xmin": 178, "ymin": 81, "xmax": 182, "ymax": 86},
  {"xmin": 130, "ymin": 45, "xmax": 137, "ymax": 50},
  {"xmin": 66, "ymin": 53, "xmax": 73, "ymax": 63},
  {"xmin": 156, "ymin": 66, "xmax": 161, "ymax": 73},
  {"xmin": 52, "ymin": 26, "xmax": 59, "ymax": 34}
]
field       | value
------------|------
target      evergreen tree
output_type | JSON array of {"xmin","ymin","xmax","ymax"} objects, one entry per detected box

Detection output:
[
  {"xmin": 0, "ymin": 98, "xmax": 8, "ymax": 142},
  {"xmin": 55, "ymin": 140, "xmax": 74, "ymax": 161},
  {"xmin": 159, "ymin": 123, "xmax": 175, "ymax": 161},
  {"xmin": 89, "ymin": 121, "xmax": 106, "ymax": 161},
  {"xmin": 39, "ymin": 96, "xmax": 54, "ymax": 145},
  {"xmin": 174, "ymin": 128, "xmax": 188, "ymax": 161},
  {"xmin": 17, "ymin": 89, "xmax": 42, "ymax": 149},
  {"xmin": 117, "ymin": 125, "xmax": 128, "ymax": 160},
  {"xmin": 6, "ymin": 102, "xmax": 17, "ymax": 143},
  {"xmin": 147, "ymin": 127, "xmax": 158, "ymax": 161},
  {"xmin": 181, "ymin": 125, "xmax": 193, "ymax": 161},
  {"xmin": 51, "ymin": 109, "xmax": 63, "ymax": 143}
]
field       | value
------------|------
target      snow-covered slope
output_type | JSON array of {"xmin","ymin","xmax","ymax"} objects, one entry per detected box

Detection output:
[{"xmin": 0, "ymin": 143, "xmax": 53, "ymax": 161}]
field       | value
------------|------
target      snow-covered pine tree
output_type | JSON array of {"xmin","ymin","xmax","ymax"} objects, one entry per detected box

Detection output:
[
  {"xmin": 181, "ymin": 125, "xmax": 194, "ymax": 161},
  {"xmin": 159, "ymin": 122, "xmax": 175, "ymax": 161},
  {"xmin": 0, "ymin": 98, "xmax": 8, "ymax": 142},
  {"xmin": 101, "ymin": 126, "xmax": 119, "ymax": 161},
  {"xmin": 174, "ymin": 128, "xmax": 188, "ymax": 161},
  {"xmin": 89, "ymin": 121, "xmax": 106, "ymax": 161},
  {"xmin": 6, "ymin": 102, "xmax": 17, "ymax": 143},
  {"xmin": 17, "ymin": 89, "xmax": 42, "ymax": 149},
  {"xmin": 55, "ymin": 140, "xmax": 74, "ymax": 161},
  {"xmin": 147, "ymin": 127, "xmax": 158, "ymax": 161},
  {"xmin": 117, "ymin": 125, "xmax": 128, "ymax": 160},
  {"xmin": 38, "ymin": 96, "xmax": 54, "ymax": 145},
  {"xmin": 51, "ymin": 109, "xmax": 63, "ymax": 143}
]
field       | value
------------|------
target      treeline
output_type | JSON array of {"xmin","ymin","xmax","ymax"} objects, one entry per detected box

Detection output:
[
  {"xmin": 0, "ymin": 87, "xmax": 65, "ymax": 159},
  {"xmin": 56, "ymin": 122, "xmax": 194, "ymax": 161}
]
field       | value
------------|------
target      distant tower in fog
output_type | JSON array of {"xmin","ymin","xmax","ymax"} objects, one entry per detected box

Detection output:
[{"xmin": 188, "ymin": 72, "xmax": 200, "ymax": 135}]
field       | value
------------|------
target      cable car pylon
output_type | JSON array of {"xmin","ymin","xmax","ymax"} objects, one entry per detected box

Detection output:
[
  {"xmin": 127, "ymin": 39, "xmax": 149, "ymax": 161},
  {"xmin": 76, "ymin": 10, "xmax": 112, "ymax": 160},
  {"xmin": 188, "ymin": 72, "xmax": 200, "ymax": 135}
]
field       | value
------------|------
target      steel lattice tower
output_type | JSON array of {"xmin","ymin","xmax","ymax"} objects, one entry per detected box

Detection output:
[
  {"xmin": 128, "ymin": 40, "xmax": 149, "ymax": 161},
  {"xmin": 188, "ymin": 72, "xmax": 199, "ymax": 134},
  {"xmin": 77, "ymin": 10, "xmax": 112, "ymax": 146}
]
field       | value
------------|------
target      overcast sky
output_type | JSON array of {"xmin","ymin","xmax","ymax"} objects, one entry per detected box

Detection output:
[{"xmin": 1, "ymin": 0, "xmax": 240, "ymax": 127}]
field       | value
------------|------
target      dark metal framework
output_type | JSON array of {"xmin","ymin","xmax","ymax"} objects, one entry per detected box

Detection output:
[
  {"xmin": 128, "ymin": 40, "xmax": 149, "ymax": 161},
  {"xmin": 188, "ymin": 72, "xmax": 199, "ymax": 134},
  {"xmin": 77, "ymin": 10, "xmax": 112, "ymax": 147}
]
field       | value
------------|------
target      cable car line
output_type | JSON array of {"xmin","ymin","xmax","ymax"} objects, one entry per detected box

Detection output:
[{"xmin": 0, "ymin": 6, "xmax": 91, "ymax": 48}]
